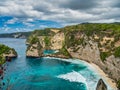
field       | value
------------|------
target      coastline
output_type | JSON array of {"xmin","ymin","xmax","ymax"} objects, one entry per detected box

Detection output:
[
  {"xmin": 43, "ymin": 56, "xmax": 118, "ymax": 90},
  {"xmin": 90, "ymin": 63, "xmax": 117, "ymax": 90}
]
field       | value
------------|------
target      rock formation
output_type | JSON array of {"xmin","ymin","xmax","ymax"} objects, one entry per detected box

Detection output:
[
  {"xmin": 96, "ymin": 79, "xmax": 107, "ymax": 90},
  {"xmin": 0, "ymin": 44, "xmax": 17, "ymax": 65}
]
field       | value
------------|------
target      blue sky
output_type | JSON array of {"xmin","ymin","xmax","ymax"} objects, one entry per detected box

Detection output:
[
  {"xmin": 0, "ymin": 0, "xmax": 120, "ymax": 33},
  {"xmin": 0, "ymin": 16, "xmax": 62, "ymax": 33}
]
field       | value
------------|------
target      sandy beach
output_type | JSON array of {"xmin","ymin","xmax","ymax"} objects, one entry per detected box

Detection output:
[{"xmin": 90, "ymin": 63, "xmax": 117, "ymax": 90}]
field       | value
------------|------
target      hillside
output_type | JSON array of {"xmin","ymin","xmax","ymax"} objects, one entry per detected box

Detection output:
[
  {"xmin": 26, "ymin": 23, "xmax": 120, "ymax": 89},
  {"xmin": 0, "ymin": 32, "xmax": 32, "ymax": 38}
]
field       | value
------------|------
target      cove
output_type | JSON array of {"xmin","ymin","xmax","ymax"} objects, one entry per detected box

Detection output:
[{"xmin": 0, "ymin": 38, "xmax": 112, "ymax": 90}]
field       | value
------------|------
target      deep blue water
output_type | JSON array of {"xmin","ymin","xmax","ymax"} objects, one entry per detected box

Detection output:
[{"xmin": 0, "ymin": 38, "xmax": 112, "ymax": 90}]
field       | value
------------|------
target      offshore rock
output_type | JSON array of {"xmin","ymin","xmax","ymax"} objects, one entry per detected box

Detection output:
[{"xmin": 96, "ymin": 79, "xmax": 107, "ymax": 90}]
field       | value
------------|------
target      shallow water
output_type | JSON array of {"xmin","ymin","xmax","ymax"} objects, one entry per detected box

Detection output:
[{"xmin": 0, "ymin": 38, "xmax": 113, "ymax": 90}]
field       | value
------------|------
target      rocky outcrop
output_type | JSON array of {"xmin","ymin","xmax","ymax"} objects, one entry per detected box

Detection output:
[
  {"xmin": 0, "ymin": 44, "xmax": 17, "ymax": 65},
  {"xmin": 26, "ymin": 42, "xmax": 43, "ymax": 58},
  {"xmin": 96, "ymin": 79, "xmax": 107, "ymax": 90},
  {"xmin": 3, "ymin": 49, "xmax": 17, "ymax": 58},
  {"xmin": 26, "ymin": 45, "xmax": 40, "ymax": 58},
  {"xmin": 26, "ymin": 31, "xmax": 65, "ymax": 57},
  {"xmin": 0, "ymin": 44, "xmax": 17, "ymax": 58}
]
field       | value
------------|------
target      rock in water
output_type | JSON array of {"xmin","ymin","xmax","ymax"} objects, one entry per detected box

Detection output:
[{"xmin": 96, "ymin": 79, "xmax": 107, "ymax": 90}]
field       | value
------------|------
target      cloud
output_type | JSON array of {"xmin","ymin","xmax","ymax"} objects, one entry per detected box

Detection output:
[
  {"xmin": 0, "ymin": 0, "xmax": 120, "ymax": 26},
  {"xmin": 6, "ymin": 18, "xmax": 18, "ymax": 24},
  {"xmin": 58, "ymin": 0, "xmax": 99, "ymax": 10}
]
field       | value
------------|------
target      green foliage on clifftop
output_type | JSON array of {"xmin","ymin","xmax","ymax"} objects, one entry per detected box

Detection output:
[
  {"xmin": 27, "ymin": 23, "xmax": 120, "ymax": 61},
  {"xmin": 30, "ymin": 36, "xmax": 39, "ymax": 44},
  {"xmin": 0, "ymin": 44, "xmax": 17, "ymax": 65},
  {"xmin": 0, "ymin": 44, "xmax": 12, "ymax": 55},
  {"xmin": 31, "ymin": 28, "xmax": 55, "ymax": 36},
  {"xmin": 63, "ymin": 23, "xmax": 120, "ymax": 60}
]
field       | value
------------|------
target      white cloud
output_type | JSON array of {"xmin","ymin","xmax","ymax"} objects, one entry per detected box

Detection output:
[
  {"xmin": 23, "ymin": 22, "xmax": 35, "ymax": 27},
  {"xmin": 0, "ymin": 0, "xmax": 120, "ymax": 24},
  {"xmin": 6, "ymin": 18, "xmax": 18, "ymax": 24}
]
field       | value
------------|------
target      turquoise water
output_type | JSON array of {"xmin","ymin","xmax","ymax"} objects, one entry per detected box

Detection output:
[
  {"xmin": 43, "ymin": 50, "xmax": 58, "ymax": 55},
  {"xmin": 0, "ymin": 38, "xmax": 112, "ymax": 90}
]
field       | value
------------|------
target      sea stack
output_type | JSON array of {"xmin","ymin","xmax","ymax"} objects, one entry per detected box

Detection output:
[{"xmin": 96, "ymin": 79, "xmax": 107, "ymax": 90}]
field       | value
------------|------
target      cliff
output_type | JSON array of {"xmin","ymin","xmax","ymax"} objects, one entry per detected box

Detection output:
[
  {"xmin": 26, "ymin": 23, "xmax": 120, "ymax": 89},
  {"xmin": 0, "ymin": 44, "xmax": 17, "ymax": 65}
]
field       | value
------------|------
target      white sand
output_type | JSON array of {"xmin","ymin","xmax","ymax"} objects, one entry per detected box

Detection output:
[{"xmin": 90, "ymin": 63, "xmax": 117, "ymax": 90}]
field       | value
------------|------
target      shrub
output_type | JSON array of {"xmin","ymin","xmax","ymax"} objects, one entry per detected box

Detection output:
[
  {"xmin": 117, "ymin": 80, "xmax": 120, "ymax": 89},
  {"xmin": 30, "ymin": 36, "xmax": 39, "ymax": 44},
  {"xmin": 114, "ymin": 46, "xmax": 120, "ymax": 58},
  {"xmin": 100, "ymin": 52, "xmax": 109, "ymax": 61},
  {"xmin": 59, "ymin": 46, "xmax": 71, "ymax": 57},
  {"xmin": 44, "ymin": 36, "xmax": 51, "ymax": 46}
]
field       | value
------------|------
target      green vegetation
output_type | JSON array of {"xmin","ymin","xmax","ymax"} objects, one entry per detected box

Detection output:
[
  {"xmin": 59, "ymin": 46, "xmax": 71, "ymax": 57},
  {"xmin": 0, "ymin": 44, "xmax": 11, "ymax": 55},
  {"xmin": 27, "ymin": 23, "xmax": 120, "ymax": 61},
  {"xmin": 100, "ymin": 52, "xmax": 110, "ymax": 61},
  {"xmin": 44, "ymin": 36, "xmax": 51, "ymax": 46},
  {"xmin": 0, "ymin": 55, "xmax": 5, "ymax": 65},
  {"xmin": 62, "ymin": 23, "xmax": 120, "ymax": 61},
  {"xmin": 0, "ymin": 44, "xmax": 17, "ymax": 65},
  {"xmin": 0, "ymin": 31, "xmax": 32, "ymax": 38},
  {"xmin": 29, "ymin": 36, "xmax": 39, "ymax": 44},
  {"xmin": 117, "ymin": 80, "xmax": 120, "ymax": 89},
  {"xmin": 31, "ymin": 28, "xmax": 55, "ymax": 36},
  {"xmin": 114, "ymin": 46, "xmax": 120, "ymax": 58}
]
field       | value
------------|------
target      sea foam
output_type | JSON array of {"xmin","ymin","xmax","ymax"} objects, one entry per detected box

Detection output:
[{"xmin": 57, "ymin": 71, "xmax": 88, "ymax": 89}]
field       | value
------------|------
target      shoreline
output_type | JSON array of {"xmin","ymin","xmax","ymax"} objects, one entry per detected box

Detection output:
[
  {"xmin": 43, "ymin": 56, "xmax": 118, "ymax": 90},
  {"xmin": 90, "ymin": 63, "xmax": 117, "ymax": 90}
]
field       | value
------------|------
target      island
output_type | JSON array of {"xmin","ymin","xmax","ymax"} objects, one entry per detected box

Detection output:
[{"xmin": 26, "ymin": 23, "xmax": 120, "ymax": 89}]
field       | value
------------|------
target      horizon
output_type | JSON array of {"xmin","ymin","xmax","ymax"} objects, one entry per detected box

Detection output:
[{"xmin": 0, "ymin": 0, "xmax": 120, "ymax": 33}]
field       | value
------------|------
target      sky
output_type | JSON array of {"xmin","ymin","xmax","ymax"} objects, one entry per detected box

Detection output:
[{"xmin": 0, "ymin": 0, "xmax": 120, "ymax": 33}]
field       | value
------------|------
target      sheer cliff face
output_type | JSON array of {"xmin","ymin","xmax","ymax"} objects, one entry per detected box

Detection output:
[
  {"xmin": 67, "ymin": 38, "xmax": 120, "ymax": 81},
  {"xmin": 50, "ymin": 32, "xmax": 65, "ymax": 50},
  {"xmin": 64, "ymin": 31, "xmax": 120, "ymax": 82}
]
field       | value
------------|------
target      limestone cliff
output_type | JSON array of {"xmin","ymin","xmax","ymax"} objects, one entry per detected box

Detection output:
[
  {"xmin": 26, "ymin": 23, "xmax": 120, "ymax": 88},
  {"xmin": 50, "ymin": 32, "xmax": 65, "ymax": 50}
]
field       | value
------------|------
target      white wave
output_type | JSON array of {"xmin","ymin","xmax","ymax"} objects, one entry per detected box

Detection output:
[
  {"xmin": 57, "ymin": 71, "xmax": 89, "ymax": 89},
  {"xmin": 43, "ymin": 57, "xmax": 88, "ymax": 65},
  {"xmin": 57, "ymin": 71, "xmax": 88, "ymax": 89}
]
